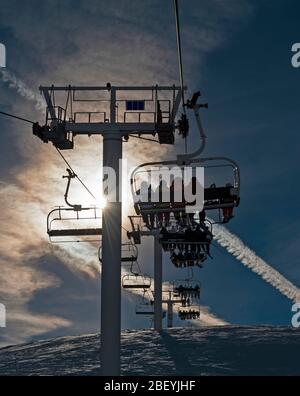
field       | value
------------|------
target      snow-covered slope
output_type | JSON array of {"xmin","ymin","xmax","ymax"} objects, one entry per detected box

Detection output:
[{"xmin": 0, "ymin": 326, "xmax": 299, "ymax": 376}]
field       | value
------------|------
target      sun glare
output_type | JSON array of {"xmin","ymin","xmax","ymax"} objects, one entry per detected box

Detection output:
[{"xmin": 99, "ymin": 195, "xmax": 107, "ymax": 209}]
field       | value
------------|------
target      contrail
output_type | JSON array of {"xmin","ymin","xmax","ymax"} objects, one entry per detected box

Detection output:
[
  {"xmin": 212, "ymin": 222, "xmax": 300, "ymax": 303},
  {"xmin": 0, "ymin": 69, "xmax": 45, "ymax": 110}
]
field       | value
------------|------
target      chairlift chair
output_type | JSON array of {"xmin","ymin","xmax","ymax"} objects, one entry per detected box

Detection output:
[
  {"xmin": 173, "ymin": 279, "xmax": 201, "ymax": 299},
  {"xmin": 47, "ymin": 206, "xmax": 102, "ymax": 243},
  {"xmin": 170, "ymin": 251, "xmax": 208, "ymax": 269},
  {"xmin": 159, "ymin": 219, "xmax": 212, "ymax": 253},
  {"xmin": 121, "ymin": 243, "xmax": 138, "ymax": 263},
  {"xmin": 99, "ymin": 242, "xmax": 138, "ymax": 263},
  {"xmin": 122, "ymin": 274, "xmax": 152, "ymax": 289},
  {"xmin": 131, "ymin": 91, "xmax": 239, "ymax": 227},
  {"xmin": 127, "ymin": 216, "xmax": 143, "ymax": 245},
  {"xmin": 46, "ymin": 168, "xmax": 102, "ymax": 242},
  {"xmin": 127, "ymin": 214, "xmax": 159, "ymax": 245},
  {"xmin": 178, "ymin": 305, "xmax": 201, "ymax": 321},
  {"xmin": 160, "ymin": 224, "xmax": 212, "ymax": 266},
  {"xmin": 135, "ymin": 300, "xmax": 154, "ymax": 315},
  {"xmin": 131, "ymin": 156, "xmax": 240, "ymax": 228}
]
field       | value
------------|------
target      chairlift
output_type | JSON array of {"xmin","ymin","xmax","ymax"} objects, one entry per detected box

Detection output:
[
  {"xmin": 122, "ymin": 273, "xmax": 152, "ymax": 289},
  {"xmin": 159, "ymin": 226, "xmax": 212, "ymax": 250},
  {"xmin": 159, "ymin": 224, "xmax": 212, "ymax": 267},
  {"xmin": 131, "ymin": 156, "xmax": 240, "ymax": 227},
  {"xmin": 98, "ymin": 242, "xmax": 138, "ymax": 263},
  {"xmin": 162, "ymin": 220, "xmax": 213, "ymax": 269},
  {"xmin": 178, "ymin": 305, "xmax": 201, "ymax": 321},
  {"xmin": 46, "ymin": 168, "xmax": 102, "ymax": 242},
  {"xmin": 135, "ymin": 300, "xmax": 154, "ymax": 315},
  {"xmin": 173, "ymin": 279, "xmax": 201, "ymax": 299},
  {"xmin": 121, "ymin": 243, "xmax": 138, "ymax": 263},
  {"xmin": 127, "ymin": 215, "xmax": 150, "ymax": 245},
  {"xmin": 47, "ymin": 206, "xmax": 102, "ymax": 242},
  {"xmin": 127, "ymin": 216, "xmax": 142, "ymax": 244},
  {"xmin": 170, "ymin": 250, "xmax": 208, "ymax": 269},
  {"xmin": 131, "ymin": 91, "xmax": 240, "ymax": 227}
]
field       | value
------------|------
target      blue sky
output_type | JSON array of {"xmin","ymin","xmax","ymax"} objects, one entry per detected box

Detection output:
[
  {"xmin": 197, "ymin": 0, "xmax": 300, "ymax": 324},
  {"xmin": 0, "ymin": 0, "xmax": 299, "ymax": 345}
]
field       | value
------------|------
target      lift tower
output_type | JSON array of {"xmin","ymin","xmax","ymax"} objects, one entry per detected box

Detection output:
[{"xmin": 36, "ymin": 84, "xmax": 184, "ymax": 375}]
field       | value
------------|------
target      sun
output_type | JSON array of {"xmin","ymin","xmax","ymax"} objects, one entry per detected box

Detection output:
[
  {"xmin": 68, "ymin": 183, "xmax": 107, "ymax": 210},
  {"xmin": 98, "ymin": 195, "xmax": 107, "ymax": 210}
]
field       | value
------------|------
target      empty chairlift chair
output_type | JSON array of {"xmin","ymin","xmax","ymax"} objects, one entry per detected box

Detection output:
[
  {"xmin": 46, "ymin": 169, "xmax": 102, "ymax": 242},
  {"xmin": 99, "ymin": 242, "xmax": 139, "ymax": 263},
  {"xmin": 135, "ymin": 300, "xmax": 154, "ymax": 316},
  {"xmin": 122, "ymin": 274, "xmax": 152, "ymax": 290},
  {"xmin": 121, "ymin": 243, "xmax": 138, "ymax": 263},
  {"xmin": 47, "ymin": 206, "xmax": 102, "ymax": 242}
]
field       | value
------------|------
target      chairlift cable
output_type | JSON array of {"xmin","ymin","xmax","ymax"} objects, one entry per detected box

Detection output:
[
  {"xmin": 121, "ymin": 224, "xmax": 130, "ymax": 233},
  {"xmin": 173, "ymin": 0, "xmax": 186, "ymax": 113},
  {"xmin": 55, "ymin": 147, "xmax": 97, "ymax": 200},
  {"xmin": 173, "ymin": 0, "xmax": 188, "ymax": 153},
  {"xmin": 0, "ymin": 110, "xmax": 35, "ymax": 125},
  {"xmin": 135, "ymin": 260, "xmax": 143, "ymax": 276},
  {"xmin": 0, "ymin": 109, "xmax": 96, "ymax": 201},
  {"xmin": 131, "ymin": 260, "xmax": 152, "ymax": 297}
]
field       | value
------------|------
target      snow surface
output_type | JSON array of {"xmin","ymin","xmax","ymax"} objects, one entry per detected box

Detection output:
[{"xmin": 0, "ymin": 326, "xmax": 299, "ymax": 376}]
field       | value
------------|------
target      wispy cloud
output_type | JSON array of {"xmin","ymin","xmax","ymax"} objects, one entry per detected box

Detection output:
[
  {"xmin": 0, "ymin": 70, "xmax": 45, "ymax": 110},
  {"xmin": 1, "ymin": 311, "xmax": 70, "ymax": 346}
]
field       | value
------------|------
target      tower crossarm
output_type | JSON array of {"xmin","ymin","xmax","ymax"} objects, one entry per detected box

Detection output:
[{"xmin": 36, "ymin": 85, "xmax": 186, "ymax": 149}]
